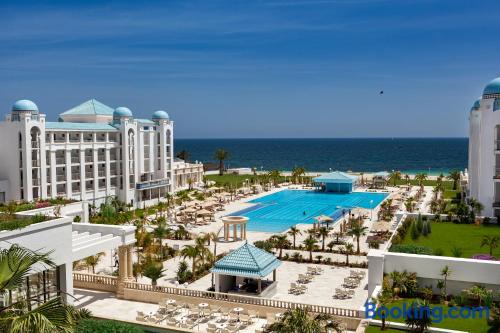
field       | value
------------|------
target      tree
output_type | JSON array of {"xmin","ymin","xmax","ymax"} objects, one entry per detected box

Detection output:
[
  {"xmin": 469, "ymin": 198, "xmax": 484, "ymax": 216},
  {"xmin": 180, "ymin": 245, "xmax": 199, "ymax": 276},
  {"xmin": 447, "ymin": 170, "xmax": 461, "ymax": 191},
  {"xmin": 414, "ymin": 173, "xmax": 427, "ymax": 189},
  {"xmin": 152, "ymin": 223, "xmax": 170, "ymax": 259},
  {"xmin": 405, "ymin": 197, "xmax": 416, "ymax": 213},
  {"xmin": 268, "ymin": 169, "xmax": 282, "ymax": 186},
  {"xmin": 372, "ymin": 292, "xmax": 392, "ymax": 331},
  {"xmin": 84, "ymin": 252, "xmax": 104, "ymax": 274},
  {"xmin": 0, "ymin": 245, "xmax": 89, "ymax": 333},
  {"xmin": 187, "ymin": 178, "xmax": 194, "ymax": 190},
  {"xmin": 214, "ymin": 149, "xmax": 230, "ymax": 176},
  {"xmin": 266, "ymin": 307, "xmax": 344, "ymax": 333},
  {"xmin": 481, "ymin": 235, "xmax": 499, "ymax": 256},
  {"xmin": 176, "ymin": 149, "xmax": 190, "ymax": 162},
  {"xmin": 440, "ymin": 265, "xmax": 451, "ymax": 299},
  {"xmin": 291, "ymin": 167, "xmax": 306, "ymax": 184},
  {"xmin": 271, "ymin": 235, "xmax": 290, "ymax": 259},
  {"xmin": 405, "ymin": 300, "xmax": 432, "ymax": 333},
  {"xmin": 389, "ymin": 170, "xmax": 402, "ymax": 186},
  {"xmin": 317, "ymin": 227, "xmax": 330, "ymax": 251},
  {"xmin": 341, "ymin": 242, "xmax": 354, "ymax": 265},
  {"xmin": 302, "ymin": 236, "xmax": 318, "ymax": 262},
  {"xmin": 346, "ymin": 221, "xmax": 368, "ymax": 254},
  {"xmin": 143, "ymin": 262, "xmax": 165, "ymax": 286},
  {"xmin": 287, "ymin": 226, "xmax": 302, "ymax": 248}
]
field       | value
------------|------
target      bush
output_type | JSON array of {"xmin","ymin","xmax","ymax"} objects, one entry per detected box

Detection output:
[
  {"xmin": 253, "ymin": 240, "xmax": 274, "ymax": 252},
  {"xmin": 176, "ymin": 260, "xmax": 192, "ymax": 284},
  {"xmin": 410, "ymin": 220, "xmax": 420, "ymax": 240},
  {"xmin": 75, "ymin": 319, "xmax": 144, "ymax": 333},
  {"xmin": 433, "ymin": 248, "xmax": 444, "ymax": 256},
  {"xmin": 390, "ymin": 244, "xmax": 433, "ymax": 255}
]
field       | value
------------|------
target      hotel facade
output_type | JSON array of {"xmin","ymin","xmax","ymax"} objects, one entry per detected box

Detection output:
[
  {"xmin": 468, "ymin": 77, "xmax": 500, "ymax": 218},
  {"xmin": 0, "ymin": 99, "xmax": 190, "ymax": 207}
]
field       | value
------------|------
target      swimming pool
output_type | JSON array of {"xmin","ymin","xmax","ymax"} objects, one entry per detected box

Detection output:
[{"xmin": 233, "ymin": 190, "xmax": 388, "ymax": 233}]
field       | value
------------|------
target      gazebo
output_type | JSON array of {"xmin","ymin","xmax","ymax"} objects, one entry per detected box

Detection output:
[
  {"xmin": 210, "ymin": 242, "xmax": 282, "ymax": 296},
  {"xmin": 372, "ymin": 171, "xmax": 389, "ymax": 189},
  {"xmin": 222, "ymin": 216, "xmax": 248, "ymax": 241},
  {"xmin": 313, "ymin": 171, "xmax": 358, "ymax": 193}
]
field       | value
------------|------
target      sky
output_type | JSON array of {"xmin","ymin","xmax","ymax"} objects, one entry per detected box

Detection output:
[{"xmin": 1, "ymin": 0, "xmax": 499, "ymax": 138}]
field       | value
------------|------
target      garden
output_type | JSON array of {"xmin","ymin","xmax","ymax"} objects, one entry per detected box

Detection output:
[{"xmin": 390, "ymin": 215, "xmax": 500, "ymax": 259}]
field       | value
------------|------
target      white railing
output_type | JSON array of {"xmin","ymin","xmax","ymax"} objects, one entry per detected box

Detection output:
[{"xmin": 73, "ymin": 272, "xmax": 117, "ymax": 286}]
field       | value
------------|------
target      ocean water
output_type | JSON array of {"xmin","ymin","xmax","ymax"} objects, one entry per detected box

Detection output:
[
  {"xmin": 232, "ymin": 190, "xmax": 388, "ymax": 233},
  {"xmin": 174, "ymin": 138, "xmax": 468, "ymax": 174}
]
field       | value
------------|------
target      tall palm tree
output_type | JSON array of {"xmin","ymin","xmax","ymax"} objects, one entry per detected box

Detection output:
[
  {"xmin": 447, "ymin": 170, "xmax": 461, "ymax": 191},
  {"xmin": 302, "ymin": 236, "xmax": 318, "ymax": 262},
  {"xmin": 268, "ymin": 169, "xmax": 282, "ymax": 186},
  {"xmin": 266, "ymin": 307, "xmax": 344, "ymax": 333},
  {"xmin": 271, "ymin": 235, "xmax": 290, "ymax": 258},
  {"xmin": 152, "ymin": 223, "xmax": 170, "ymax": 259},
  {"xmin": 287, "ymin": 226, "xmax": 302, "ymax": 248},
  {"xmin": 0, "ymin": 245, "xmax": 87, "ymax": 333},
  {"xmin": 469, "ymin": 198, "xmax": 484, "ymax": 216},
  {"xmin": 481, "ymin": 235, "xmax": 499, "ymax": 256},
  {"xmin": 317, "ymin": 227, "xmax": 330, "ymax": 251},
  {"xmin": 214, "ymin": 149, "xmax": 230, "ymax": 176},
  {"xmin": 84, "ymin": 252, "xmax": 105, "ymax": 274},
  {"xmin": 180, "ymin": 245, "xmax": 199, "ymax": 276},
  {"xmin": 414, "ymin": 173, "xmax": 428, "ymax": 189},
  {"xmin": 347, "ymin": 222, "xmax": 368, "ymax": 254},
  {"xmin": 341, "ymin": 243, "xmax": 354, "ymax": 265},
  {"xmin": 440, "ymin": 265, "xmax": 451, "ymax": 298},
  {"xmin": 389, "ymin": 170, "xmax": 402, "ymax": 187},
  {"xmin": 291, "ymin": 167, "xmax": 306, "ymax": 184}
]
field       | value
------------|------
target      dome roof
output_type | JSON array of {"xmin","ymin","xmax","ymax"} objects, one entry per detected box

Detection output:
[
  {"xmin": 113, "ymin": 107, "xmax": 133, "ymax": 118},
  {"xmin": 152, "ymin": 110, "xmax": 169, "ymax": 120},
  {"xmin": 483, "ymin": 77, "xmax": 500, "ymax": 97},
  {"xmin": 12, "ymin": 99, "xmax": 38, "ymax": 113},
  {"xmin": 494, "ymin": 99, "xmax": 500, "ymax": 111},
  {"xmin": 470, "ymin": 98, "xmax": 481, "ymax": 111}
]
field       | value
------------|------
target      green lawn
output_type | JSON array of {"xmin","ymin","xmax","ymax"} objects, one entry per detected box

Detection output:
[
  {"xmin": 205, "ymin": 174, "xmax": 295, "ymax": 187},
  {"xmin": 398, "ymin": 221, "xmax": 500, "ymax": 258},
  {"xmin": 365, "ymin": 327, "xmax": 405, "ymax": 333},
  {"xmin": 394, "ymin": 179, "xmax": 455, "ymax": 190},
  {"xmin": 370, "ymin": 298, "xmax": 492, "ymax": 333}
]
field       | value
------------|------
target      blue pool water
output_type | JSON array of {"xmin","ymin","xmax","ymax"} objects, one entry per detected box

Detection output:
[{"xmin": 234, "ymin": 190, "xmax": 388, "ymax": 233}]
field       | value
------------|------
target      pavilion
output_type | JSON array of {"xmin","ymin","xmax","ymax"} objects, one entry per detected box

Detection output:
[
  {"xmin": 372, "ymin": 171, "xmax": 390, "ymax": 189},
  {"xmin": 210, "ymin": 242, "xmax": 282, "ymax": 297},
  {"xmin": 313, "ymin": 171, "xmax": 358, "ymax": 193}
]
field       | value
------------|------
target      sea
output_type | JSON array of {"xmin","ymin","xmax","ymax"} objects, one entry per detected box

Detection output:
[{"xmin": 174, "ymin": 138, "xmax": 468, "ymax": 175}]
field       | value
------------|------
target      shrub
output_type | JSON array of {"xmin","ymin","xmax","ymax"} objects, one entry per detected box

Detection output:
[
  {"xmin": 433, "ymin": 248, "xmax": 444, "ymax": 256},
  {"xmin": 75, "ymin": 319, "xmax": 144, "ymax": 333},
  {"xmin": 176, "ymin": 260, "xmax": 192, "ymax": 284},
  {"xmin": 368, "ymin": 241, "xmax": 380, "ymax": 249},
  {"xmin": 410, "ymin": 220, "xmax": 420, "ymax": 240},
  {"xmin": 421, "ymin": 221, "xmax": 429, "ymax": 236},
  {"xmin": 390, "ymin": 244, "xmax": 433, "ymax": 255},
  {"xmin": 451, "ymin": 246, "xmax": 463, "ymax": 257},
  {"xmin": 253, "ymin": 240, "xmax": 274, "ymax": 252}
]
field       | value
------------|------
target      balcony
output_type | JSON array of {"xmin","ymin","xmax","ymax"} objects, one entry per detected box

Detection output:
[
  {"xmin": 494, "ymin": 168, "xmax": 500, "ymax": 179},
  {"xmin": 493, "ymin": 202, "xmax": 500, "ymax": 207},
  {"xmin": 71, "ymin": 157, "xmax": 79, "ymax": 163},
  {"xmin": 32, "ymin": 179, "xmax": 40, "ymax": 186},
  {"xmin": 85, "ymin": 156, "xmax": 93, "ymax": 163},
  {"xmin": 56, "ymin": 175, "xmax": 66, "ymax": 182},
  {"xmin": 31, "ymin": 160, "xmax": 40, "ymax": 167},
  {"xmin": 136, "ymin": 178, "xmax": 169, "ymax": 190},
  {"xmin": 31, "ymin": 141, "xmax": 39, "ymax": 148},
  {"xmin": 85, "ymin": 172, "xmax": 93, "ymax": 178},
  {"xmin": 71, "ymin": 173, "xmax": 80, "ymax": 180},
  {"xmin": 98, "ymin": 170, "xmax": 105, "ymax": 177},
  {"xmin": 55, "ymin": 157, "xmax": 65, "ymax": 165},
  {"xmin": 97, "ymin": 155, "xmax": 105, "ymax": 162}
]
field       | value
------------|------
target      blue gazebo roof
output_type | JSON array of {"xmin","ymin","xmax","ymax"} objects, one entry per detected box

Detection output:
[
  {"xmin": 60, "ymin": 99, "xmax": 114, "ymax": 116},
  {"xmin": 313, "ymin": 171, "xmax": 358, "ymax": 184},
  {"xmin": 210, "ymin": 242, "xmax": 281, "ymax": 278}
]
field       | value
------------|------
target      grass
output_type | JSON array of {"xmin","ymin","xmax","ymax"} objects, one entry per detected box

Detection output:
[
  {"xmin": 205, "ymin": 174, "xmax": 295, "ymax": 187},
  {"xmin": 399, "ymin": 221, "xmax": 500, "ymax": 258},
  {"xmin": 0, "ymin": 214, "xmax": 48, "ymax": 231},
  {"xmin": 370, "ymin": 298, "xmax": 492, "ymax": 333},
  {"xmin": 393, "ymin": 179, "xmax": 455, "ymax": 190},
  {"xmin": 365, "ymin": 327, "xmax": 406, "ymax": 333}
]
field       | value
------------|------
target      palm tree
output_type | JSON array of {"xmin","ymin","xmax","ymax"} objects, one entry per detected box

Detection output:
[
  {"xmin": 302, "ymin": 236, "xmax": 318, "ymax": 262},
  {"xmin": 84, "ymin": 252, "xmax": 105, "ymax": 274},
  {"xmin": 414, "ymin": 173, "xmax": 428, "ymax": 189},
  {"xmin": 469, "ymin": 198, "xmax": 484, "ymax": 216},
  {"xmin": 0, "ymin": 245, "xmax": 88, "ymax": 332},
  {"xmin": 346, "ymin": 222, "xmax": 368, "ymax": 254},
  {"xmin": 176, "ymin": 149, "xmax": 190, "ymax": 161},
  {"xmin": 181, "ymin": 245, "xmax": 199, "ymax": 276},
  {"xmin": 271, "ymin": 235, "xmax": 290, "ymax": 259},
  {"xmin": 317, "ymin": 227, "xmax": 330, "ymax": 251},
  {"xmin": 405, "ymin": 300, "xmax": 432, "ymax": 333},
  {"xmin": 214, "ymin": 149, "xmax": 230, "ymax": 176},
  {"xmin": 481, "ymin": 235, "xmax": 499, "ymax": 256},
  {"xmin": 341, "ymin": 242, "xmax": 354, "ymax": 265},
  {"xmin": 287, "ymin": 226, "xmax": 302, "ymax": 248},
  {"xmin": 266, "ymin": 307, "xmax": 344, "ymax": 333},
  {"xmin": 268, "ymin": 169, "xmax": 282, "ymax": 186},
  {"xmin": 372, "ymin": 292, "xmax": 392, "ymax": 331},
  {"xmin": 332, "ymin": 231, "xmax": 343, "ymax": 244},
  {"xmin": 143, "ymin": 262, "xmax": 166, "ymax": 286},
  {"xmin": 152, "ymin": 223, "xmax": 170, "ymax": 259},
  {"xmin": 291, "ymin": 167, "xmax": 306, "ymax": 184},
  {"xmin": 187, "ymin": 177, "xmax": 194, "ymax": 190},
  {"xmin": 440, "ymin": 265, "xmax": 451, "ymax": 298},
  {"xmin": 447, "ymin": 170, "xmax": 461, "ymax": 191},
  {"xmin": 389, "ymin": 170, "xmax": 402, "ymax": 186}
]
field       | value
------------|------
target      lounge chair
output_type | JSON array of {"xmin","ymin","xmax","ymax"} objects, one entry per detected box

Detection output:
[{"xmin": 135, "ymin": 311, "xmax": 146, "ymax": 322}]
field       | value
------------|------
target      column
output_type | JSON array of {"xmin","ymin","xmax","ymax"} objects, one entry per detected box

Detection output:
[
  {"xmin": 127, "ymin": 245, "xmax": 133, "ymax": 281},
  {"xmin": 80, "ymin": 149, "xmax": 86, "ymax": 200},
  {"xmin": 93, "ymin": 148, "xmax": 98, "ymax": 195},
  {"xmin": 117, "ymin": 245, "xmax": 128, "ymax": 299},
  {"xmin": 50, "ymin": 151, "xmax": 57, "ymax": 198},
  {"xmin": 105, "ymin": 148, "xmax": 111, "ymax": 195},
  {"xmin": 58, "ymin": 263, "xmax": 74, "ymax": 304},
  {"xmin": 233, "ymin": 224, "xmax": 237, "ymax": 240},
  {"xmin": 65, "ymin": 149, "xmax": 72, "ymax": 198}
]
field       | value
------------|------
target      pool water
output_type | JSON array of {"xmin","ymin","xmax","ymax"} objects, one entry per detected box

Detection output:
[{"xmin": 234, "ymin": 190, "xmax": 388, "ymax": 233}]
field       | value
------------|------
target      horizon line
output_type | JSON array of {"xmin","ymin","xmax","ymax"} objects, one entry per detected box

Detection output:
[{"xmin": 174, "ymin": 136, "xmax": 468, "ymax": 140}]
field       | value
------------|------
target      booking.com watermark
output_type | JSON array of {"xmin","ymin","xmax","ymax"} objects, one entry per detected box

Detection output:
[{"xmin": 365, "ymin": 301, "xmax": 490, "ymax": 323}]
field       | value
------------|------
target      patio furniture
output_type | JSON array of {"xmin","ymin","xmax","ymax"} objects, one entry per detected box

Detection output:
[{"xmin": 136, "ymin": 311, "xmax": 146, "ymax": 322}]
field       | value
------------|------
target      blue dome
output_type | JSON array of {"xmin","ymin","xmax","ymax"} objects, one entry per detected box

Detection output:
[
  {"xmin": 152, "ymin": 110, "xmax": 169, "ymax": 120},
  {"xmin": 12, "ymin": 99, "xmax": 38, "ymax": 113},
  {"xmin": 483, "ymin": 77, "xmax": 500, "ymax": 97},
  {"xmin": 113, "ymin": 107, "xmax": 133, "ymax": 118},
  {"xmin": 470, "ymin": 98, "xmax": 481, "ymax": 111}
]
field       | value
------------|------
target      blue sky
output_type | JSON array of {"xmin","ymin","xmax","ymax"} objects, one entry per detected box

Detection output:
[{"xmin": 1, "ymin": 0, "xmax": 499, "ymax": 138}]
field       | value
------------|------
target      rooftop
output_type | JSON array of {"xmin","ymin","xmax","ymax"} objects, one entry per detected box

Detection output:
[
  {"xmin": 210, "ymin": 242, "xmax": 281, "ymax": 278},
  {"xmin": 45, "ymin": 122, "xmax": 118, "ymax": 131},
  {"xmin": 313, "ymin": 171, "xmax": 358, "ymax": 183},
  {"xmin": 60, "ymin": 99, "xmax": 114, "ymax": 117}
]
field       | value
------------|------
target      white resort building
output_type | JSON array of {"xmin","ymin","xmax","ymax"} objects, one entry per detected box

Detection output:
[
  {"xmin": 468, "ymin": 77, "xmax": 500, "ymax": 218},
  {"xmin": 173, "ymin": 158, "xmax": 204, "ymax": 190},
  {"xmin": 0, "ymin": 99, "xmax": 178, "ymax": 207}
]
